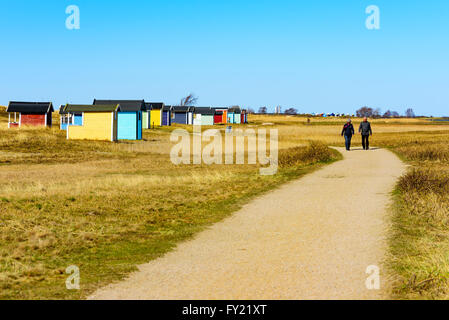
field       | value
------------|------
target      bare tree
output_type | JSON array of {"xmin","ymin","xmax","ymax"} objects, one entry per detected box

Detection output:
[
  {"xmin": 258, "ymin": 107, "xmax": 267, "ymax": 114},
  {"xmin": 372, "ymin": 108, "xmax": 381, "ymax": 118},
  {"xmin": 247, "ymin": 108, "xmax": 255, "ymax": 114},
  {"xmin": 180, "ymin": 93, "xmax": 198, "ymax": 106}
]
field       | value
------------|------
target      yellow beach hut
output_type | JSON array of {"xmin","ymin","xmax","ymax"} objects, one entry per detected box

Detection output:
[
  {"xmin": 65, "ymin": 104, "xmax": 119, "ymax": 141},
  {"xmin": 149, "ymin": 102, "xmax": 164, "ymax": 127}
]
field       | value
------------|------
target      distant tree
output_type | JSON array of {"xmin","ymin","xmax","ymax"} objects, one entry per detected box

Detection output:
[
  {"xmin": 372, "ymin": 108, "xmax": 381, "ymax": 118},
  {"xmin": 180, "ymin": 93, "xmax": 198, "ymax": 106},
  {"xmin": 405, "ymin": 108, "xmax": 416, "ymax": 118},
  {"xmin": 284, "ymin": 108, "xmax": 298, "ymax": 115},
  {"xmin": 258, "ymin": 107, "xmax": 267, "ymax": 114},
  {"xmin": 356, "ymin": 106, "xmax": 374, "ymax": 118},
  {"xmin": 247, "ymin": 108, "xmax": 255, "ymax": 114}
]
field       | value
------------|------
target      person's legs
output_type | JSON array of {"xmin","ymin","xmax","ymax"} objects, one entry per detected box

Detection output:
[
  {"xmin": 362, "ymin": 135, "xmax": 370, "ymax": 150},
  {"xmin": 345, "ymin": 135, "xmax": 352, "ymax": 150}
]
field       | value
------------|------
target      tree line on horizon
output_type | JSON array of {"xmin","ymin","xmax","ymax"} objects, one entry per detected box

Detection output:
[
  {"xmin": 178, "ymin": 95, "xmax": 424, "ymax": 119},
  {"xmin": 252, "ymin": 106, "xmax": 422, "ymax": 118}
]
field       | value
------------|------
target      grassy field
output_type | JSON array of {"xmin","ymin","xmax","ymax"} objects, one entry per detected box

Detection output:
[
  {"xmin": 0, "ymin": 110, "xmax": 340, "ymax": 299},
  {"xmin": 1, "ymin": 109, "xmax": 449, "ymax": 299}
]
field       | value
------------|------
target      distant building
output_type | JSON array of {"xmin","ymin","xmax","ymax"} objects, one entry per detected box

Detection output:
[{"xmin": 275, "ymin": 106, "xmax": 282, "ymax": 114}]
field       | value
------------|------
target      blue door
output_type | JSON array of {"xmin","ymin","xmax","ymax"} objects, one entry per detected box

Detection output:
[
  {"xmin": 173, "ymin": 112, "xmax": 187, "ymax": 124},
  {"xmin": 117, "ymin": 112, "xmax": 137, "ymax": 140},
  {"xmin": 162, "ymin": 111, "xmax": 171, "ymax": 126}
]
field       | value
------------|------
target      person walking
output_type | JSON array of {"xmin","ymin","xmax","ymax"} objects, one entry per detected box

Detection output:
[
  {"xmin": 341, "ymin": 119, "xmax": 355, "ymax": 151},
  {"xmin": 359, "ymin": 117, "xmax": 373, "ymax": 150}
]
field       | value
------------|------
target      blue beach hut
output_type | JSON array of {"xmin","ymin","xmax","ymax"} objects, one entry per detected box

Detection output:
[
  {"xmin": 93, "ymin": 99, "xmax": 144, "ymax": 140},
  {"xmin": 171, "ymin": 106, "xmax": 193, "ymax": 125},
  {"xmin": 59, "ymin": 105, "xmax": 83, "ymax": 130},
  {"xmin": 162, "ymin": 105, "xmax": 172, "ymax": 126}
]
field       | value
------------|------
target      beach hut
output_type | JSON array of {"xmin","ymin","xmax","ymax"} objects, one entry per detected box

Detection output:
[
  {"xmin": 227, "ymin": 107, "xmax": 241, "ymax": 124},
  {"xmin": 227, "ymin": 108, "xmax": 235, "ymax": 124},
  {"xmin": 213, "ymin": 108, "xmax": 228, "ymax": 124},
  {"xmin": 93, "ymin": 100, "xmax": 144, "ymax": 140},
  {"xmin": 193, "ymin": 107, "xmax": 215, "ymax": 126},
  {"xmin": 171, "ymin": 106, "xmax": 193, "ymax": 125},
  {"xmin": 149, "ymin": 102, "xmax": 164, "ymax": 127},
  {"xmin": 6, "ymin": 101, "xmax": 54, "ymax": 128},
  {"xmin": 65, "ymin": 104, "xmax": 119, "ymax": 141},
  {"xmin": 142, "ymin": 103, "xmax": 151, "ymax": 129},
  {"xmin": 233, "ymin": 107, "xmax": 242, "ymax": 124},
  {"xmin": 59, "ymin": 106, "xmax": 83, "ymax": 130},
  {"xmin": 241, "ymin": 109, "xmax": 248, "ymax": 124},
  {"xmin": 162, "ymin": 105, "xmax": 172, "ymax": 126},
  {"xmin": 214, "ymin": 110, "xmax": 224, "ymax": 124}
]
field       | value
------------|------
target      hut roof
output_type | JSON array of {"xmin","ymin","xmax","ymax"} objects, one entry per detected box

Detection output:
[
  {"xmin": 7, "ymin": 101, "xmax": 54, "ymax": 113},
  {"xmin": 60, "ymin": 105, "xmax": 83, "ymax": 115},
  {"xmin": 172, "ymin": 106, "xmax": 192, "ymax": 113},
  {"xmin": 59, "ymin": 106, "xmax": 67, "ymax": 115},
  {"xmin": 93, "ymin": 99, "xmax": 145, "ymax": 111},
  {"xmin": 194, "ymin": 107, "xmax": 214, "ymax": 115},
  {"xmin": 147, "ymin": 102, "xmax": 165, "ymax": 110},
  {"xmin": 228, "ymin": 107, "xmax": 241, "ymax": 113},
  {"xmin": 65, "ymin": 104, "xmax": 119, "ymax": 113}
]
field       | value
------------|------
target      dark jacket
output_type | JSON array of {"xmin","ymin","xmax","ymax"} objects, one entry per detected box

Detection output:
[
  {"xmin": 341, "ymin": 123, "xmax": 355, "ymax": 137},
  {"xmin": 359, "ymin": 121, "xmax": 372, "ymax": 135}
]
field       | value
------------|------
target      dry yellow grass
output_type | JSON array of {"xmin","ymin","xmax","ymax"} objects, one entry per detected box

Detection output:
[
  {"xmin": 0, "ymin": 111, "xmax": 340, "ymax": 299},
  {"xmin": 1, "ymin": 111, "xmax": 449, "ymax": 299}
]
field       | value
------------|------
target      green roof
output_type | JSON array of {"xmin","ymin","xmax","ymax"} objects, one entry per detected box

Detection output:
[{"xmin": 64, "ymin": 104, "xmax": 119, "ymax": 113}]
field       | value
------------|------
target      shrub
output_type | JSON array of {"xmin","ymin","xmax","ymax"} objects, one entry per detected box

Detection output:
[
  {"xmin": 398, "ymin": 168, "xmax": 449, "ymax": 194},
  {"xmin": 279, "ymin": 141, "xmax": 333, "ymax": 167}
]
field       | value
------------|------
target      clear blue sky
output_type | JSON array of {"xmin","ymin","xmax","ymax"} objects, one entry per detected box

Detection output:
[{"xmin": 0, "ymin": 0, "xmax": 448, "ymax": 115}]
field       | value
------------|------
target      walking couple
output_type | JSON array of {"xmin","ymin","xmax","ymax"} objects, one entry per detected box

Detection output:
[{"xmin": 341, "ymin": 117, "xmax": 372, "ymax": 151}]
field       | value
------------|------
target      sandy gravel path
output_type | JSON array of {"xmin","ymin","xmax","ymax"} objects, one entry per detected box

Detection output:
[{"xmin": 89, "ymin": 147, "xmax": 405, "ymax": 300}]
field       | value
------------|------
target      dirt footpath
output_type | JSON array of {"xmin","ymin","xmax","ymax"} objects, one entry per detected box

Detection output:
[{"xmin": 89, "ymin": 147, "xmax": 406, "ymax": 300}]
